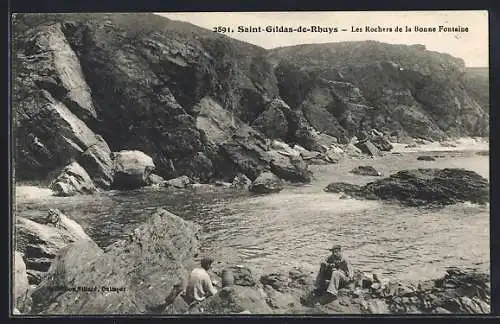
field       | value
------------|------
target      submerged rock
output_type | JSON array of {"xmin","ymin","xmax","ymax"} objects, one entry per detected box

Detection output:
[
  {"xmin": 417, "ymin": 155, "xmax": 436, "ymax": 161},
  {"xmin": 112, "ymin": 150, "xmax": 155, "ymax": 189},
  {"xmin": 370, "ymin": 135, "xmax": 393, "ymax": 152},
  {"xmin": 350, "ymin": 166, "xmax": 382, "ymax": 176},
  {"xmin": 249, "ymin": 172, "xmax": 284, "ymax": 194},
  {"xmin": 324, "ymin": 182, "xmax": 367, "ymax": 199},
  {"xmin": 326, "ymin": 168, "xmax": 489, "ymax": 206},
  {"xmin": 364, "ymin": 168, "xmax": 489, "ymax": 206},
  {"xmin": 31, "ymin": 208, "xmax": 201, "ymax": 314},
  {"xmin": 48, "ymin": 162, "xmax": 97, "ymax": 196}
]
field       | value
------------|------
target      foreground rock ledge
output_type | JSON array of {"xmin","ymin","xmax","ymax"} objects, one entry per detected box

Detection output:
[
  {"xmin": 325, "ymin": 168, "xmax": 489, "ymax": 206},
  {"xmin": 185, "ymin": 267, "xmax": 489, "ymax": 315},
  {"xmin": 30, "ymin": 208, "xmax": 201, "ymax": 314}
]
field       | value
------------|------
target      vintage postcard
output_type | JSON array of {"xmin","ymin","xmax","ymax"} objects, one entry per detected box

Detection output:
[{"xmin": 11, "ymin": 10, "xmax": 490, "ymax": 316}]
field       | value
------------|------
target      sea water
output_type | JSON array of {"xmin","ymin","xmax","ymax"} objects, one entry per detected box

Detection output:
[{"xmin": 14, "ymin": 149, "xmax": 489, "ymax": 281}]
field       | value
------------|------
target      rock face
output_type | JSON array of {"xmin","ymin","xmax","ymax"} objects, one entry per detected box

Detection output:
[
  {"xmin": 13, "ymin": 14, "xmax": 488, "ymax": 186},
  {"xmin": 325, "ymin": 168, "xmax": 489, "ymax": 206},
  {"xmin": 111, "ymin": 150, "xmax": 155, "ymax": 189},
  {"xmin": 270, "ymin": 42, "xmax": 488, "ymax": 141},
  {"xmin": 14, "ymin": 251, "xmax": 31, "ymax": 313},
  {"xmin": 12, "ymin": 22, "xmax": 114, "ymax": 185},
  {"xmin": 249, "ymin": 172, "xmax": 284, "ymax": 194},
  {"xmin": 364, "ymin": 168, "xmax": 489, "ymax": 206},
  {"xmin": 15, "ymin": 211, "xmax": 93, "ymax": 272},
  {"xmin": 31, "ymin": 208, "xmax": 201, "ymax": 314},
  {"xmin": 48, "ymin": 162, "xmax": 97, "ymax": 196}
]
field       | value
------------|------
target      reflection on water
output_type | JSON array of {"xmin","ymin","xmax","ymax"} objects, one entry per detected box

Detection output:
[{"xmin": 14, "ymin": 150, "xmax": 490, "ymax": 281}]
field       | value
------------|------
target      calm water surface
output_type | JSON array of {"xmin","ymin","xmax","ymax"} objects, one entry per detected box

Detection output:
[{"xmin": 15, "ymin": 150, "xmax": 490, "ymax": 281}]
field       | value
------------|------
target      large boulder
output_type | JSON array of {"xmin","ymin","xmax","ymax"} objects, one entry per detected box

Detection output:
[
  {"xmin": 270, "ymin": 42, "xmax": 488, "ymax": 141},
  {"xmin": 370, "ymin": 135, "xmax": 393, "ymax": 152},
  {"xmin": 252, "ymin": 98, "xmax": 290, "ymax": 139},
  {"xmin": 363, "ymin": 168, "xmax": 489, "ymax": 206},
  {"xmin": 417, "ymin": 155, "xmax": 436, "ymax": 161},
  {"xmin": 112, "ymin": 150, "xmax": 155, "ymax": 189},
  {"xmin": 14, "ymin": 251, "xmax": 31, "ymax": 313},
  {"xmin": 48, "ymin": 162, "xmax": 97, "ymax": 196},
  {"xmin": 249, "ymin": 172, "xmax": 284, "ymax": 194},
  {"xmin": 15, "ymin": 210, "xmax": 93, "ymax": 272},
  {"xmin": 268, "ymin": 151, "xmax": 312, "ymax": 183},
  {"xmin": 219, "ymin": 124, "xmax": 271, "ymax": 181},
  {"xmin": 31, "ymin": 208, "xmax": 201, "ymax": 314},
  {"xmin": 30, "ymin": 240, "xmax": 104, "ymax": 312},
  {"xmin": 220, "ymin": 124, "xmax": 312, "ymax": 183}
]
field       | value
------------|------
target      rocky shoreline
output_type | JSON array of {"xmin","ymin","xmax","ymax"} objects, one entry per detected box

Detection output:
[{"xmin": 13, "ymin": 206, "xmax": 490, "ymax": 315}]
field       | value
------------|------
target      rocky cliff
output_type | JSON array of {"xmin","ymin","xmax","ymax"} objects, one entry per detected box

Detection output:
[
  {"xmin": 12, "ymin": 13, "xmax": 489, "ymax": 185},
  {"xmin": 269, "ymin": 42, "xmax": 489, "ymax": 141}
]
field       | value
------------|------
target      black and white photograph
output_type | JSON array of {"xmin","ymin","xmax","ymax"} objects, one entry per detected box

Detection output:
[{"xmin": 11, "ymin": 10, "xmax": 490, "ymax": 316}]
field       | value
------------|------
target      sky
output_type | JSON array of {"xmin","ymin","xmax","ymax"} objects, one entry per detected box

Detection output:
[{"xmin": 156, "ymin": 11, "xmax": 489, "ymax": 67}]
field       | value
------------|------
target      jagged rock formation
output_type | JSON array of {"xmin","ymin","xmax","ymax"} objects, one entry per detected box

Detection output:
[
  {"xmin": 111, "ymin": 150, "xmax": 155, "ymax": 189},
  {"xmin": 464, "ymin": 67, "xmax": 489, "ymax": 109},
  {"xmin": 13, "ymin": 13, "xmax": 488, "ymax": 188},
  {"xmin": 48, "ymin": 161, "xmax": 97, "ymax": 196},
  {"xmin": 325, "ymin": 168, "xmax": 489, "ymax": 206},
  {"xmin": 30, "ymin": 208, "xmax": 201, "ymax": 314}
]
